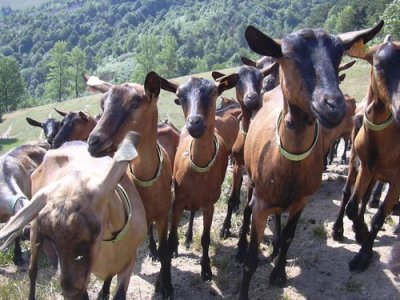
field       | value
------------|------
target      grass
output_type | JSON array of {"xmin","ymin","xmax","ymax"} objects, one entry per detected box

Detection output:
[
  {"xmin": 313, "ymin": 222, "xmax": 328, "ymax": 240},
  {"xmin": 344, "ymin": 277, "xmax": 362, "ymax": 293}
]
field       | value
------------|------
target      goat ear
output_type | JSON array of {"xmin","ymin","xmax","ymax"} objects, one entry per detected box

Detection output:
[
  {"xmin": 95, "ymin": 131, "xmax": 140, "ymax": 198},
  {"xmin": 212, "ymin": 71, "xmax": 226, "ymax": 81},
  {"xmin": 339, "ymin": 73, "xmax": 346, "ymax": 83},
  {"xmin": 0, "ymin": 188, "xmax": 49, "ymax": 250},
  {"xmin": 338, "ymin": 60, "xmax": 356, "ymax": 72},
  {"xmin": 245, "ymin": 26, "xmax": 283, "ymax": 59},
  {"xmin": 144, "ymin": 71, "xmax": 161, "ymax": 102},
  {"xmin": 241, "ymin": 56, "xmax": 257, "ymax": 67},
  {"xmin": 338, "ymin": 20, "xmax": 384, "ymax": 62},
  {"xmin": 158, "ymin": 74, "xmax": 178, "ymax": 94},
  {"xmin": 26, "ymin": 117, "xmax": 43, "ymax": 128},
  {"xmin": 85, "ymin": 75, "xmax": 113, "ymax": 93},
  {"xmin": 261, "ymin": 62, "xmax": 278, "ymax": 77},
  {"xmin": 78, "ymin": 111, "xmax": 88, "ymax": 121},
  {"xmin": 217, "ymin": 73, "xmax": 239, "ymax": 95},
  {"xmin": 54, "ymin": 108, "xmax": 67, "ymax": 117}
]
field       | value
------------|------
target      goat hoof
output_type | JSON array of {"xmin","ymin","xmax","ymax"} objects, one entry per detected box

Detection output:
[
  {"xmin": 233, "ymin": 203, "xmax": 240, "ymax": 214},
  {"xmin": 341, "ymin": 158, "xmax": 347, "ymax": 165},
  {"xmin": 156, "ymin": 278, "xmax": 174, "ymax": 299},
  {"xmin": 149, "ymin": 251, "xmax": 159, "ymax": 262},
  {"xmin": 219, "ymin": 227, "xmax": 231, "ymax": 239},
  {"xmin": 236, "ymin": 249, "xmax": 246, "ymax": 264},
  {"xmin": 369, "ymin": 199, "xmax": 380, "ymax": 209},
  {"xmin": 201, "ymin": 268, "xmax": 212, "ymax": 282},
  {"xmin": 269, "ymin": 268, "xmax": 287, "ymax": 287},
  {"xmin": 184, "ymin": 240, "xmax": 192, "ymax": 250},
  {"xmin": 331, "ymin": 227, "xmax": 344, "ymax": 241},
  {"xmin": 238, "ymin": 290, "xmax": 249, "ymax": 300},
  {"xmin": 349, "ymin": 251, "xmax": 372, "ymax": 272}
]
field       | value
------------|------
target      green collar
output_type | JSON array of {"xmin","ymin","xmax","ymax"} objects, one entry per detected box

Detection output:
[
  {"xmin": 364, "ymin": 111, "xmax": 394, "ymax": 131},
  {"xmin": 275, "ymin": 111, "xmax": 320, "ymax": 161},
  {"xmin": 189, "ymin": 135, "xmax": 220, "ymax": 173},
  {"xmin": 129, "ymin": 143, "xmax": 163, "ymax": 188},
  {"xmin": 103, "ymin": 184, "xmax": 132, "ymax": 243},
  {"xmin": 9, "ymin": 196, "xmax": 28, "ymax": 215}
]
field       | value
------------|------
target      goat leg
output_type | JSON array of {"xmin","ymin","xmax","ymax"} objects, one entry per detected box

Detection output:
[
  {"xmin": 238, "ymin": 206, "xmax": 268, "ymax": 300},
  {"xmin": 220, "ymin": 164, "xmax": 243, "ymax": 239},
  {"xmin": 268, "ymin": 214, "xmax": 282, "ymax": 262},
  {"xmin": 236, "ymin": 186, "xmax": 254, "ymax": 263},
  {"xmin": 155, "ymin": 218, "xmax": 173, "ymax": 299},
  {"xmin": 184, "ymin": 211, "xmax": 196, "ymax": 249},
  {"xmin": 12, "ymin": 236, "xmax": 25, "ymax": 266},
  {"xmin": 97, "ymin": 277, "xmax": 112, "ymax": 300},
  {"xmin": 28, "ymin": 221, "xmax": 39, "ymax": 300},
  {"xmin": 148, "ymin": 224, "xmax": 158, "ymax": 261},
  {"xmin": 350, "ymin": 184, "xmax": 400, "ymax": 272},
  {"xmin": 369, "ymin": 181, "xmax": 384, "ymax": 208},
  {"xmin": 168, "ymin": 203, "xmax": 184, "ymax": 258},
  {"xmin": 270, "ymin": 203, "xmax": 304, "ymax": 287},
  {"xmin": 200, "ymin": 206, "xmax": 214, "ymax": 282}
]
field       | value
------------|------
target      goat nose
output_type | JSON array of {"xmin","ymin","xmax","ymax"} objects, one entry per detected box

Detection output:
[
  {"xmin": 323, "ymin": 92, "xmax": 343, "ymax": 110},
  {"xmin": 88, "ymin": 134, "xmax": 100, "ymax": 147},
  {"xmin": 245, "ymin": 92, "xmax": 258, "ymax": 101},
  {"xmin": 188, "ymin": 116, "xmax": 202, "ymax": 126}
]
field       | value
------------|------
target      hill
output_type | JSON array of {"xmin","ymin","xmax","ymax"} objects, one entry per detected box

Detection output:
[
  {"xmin": 0, "ymin": 0, "xmax": 389, "ymax": 104},
  {"xmin": 0, "ymin": 0, "xmax": 48, "ymax": 9}
]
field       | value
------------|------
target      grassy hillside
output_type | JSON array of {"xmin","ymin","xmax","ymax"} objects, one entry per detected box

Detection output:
[
  {"xmin": 0, "ymin": 61, "xmax": 370, "ymax": 154},
  {"xmin": 0, "ymin": 67, "xmax": 237, "ymax": 152},
  {"xmin": 0, "ymin": 0, "xmax": 48, "ymax": 9}
]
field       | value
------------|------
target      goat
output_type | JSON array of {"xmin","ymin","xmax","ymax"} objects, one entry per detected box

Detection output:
[
  {"xmin": 241, "ymin": 55, "xmax": 280, "ymax": 92},
  {"xmin": 330, "ymin": 35, "xmax": 400, "ymax": 272},
  {"xmin": 85, "ymin": 72, "xmax": 174, "ymax": 298},
  {"xmin": 211, "ymin": 62, "xmax": 278, "ymax": 239},
  {"xmin": 26, "ymin": 117, "xmax": 61, "ymax": 145},
  {"xmin": 52, "ymin": 109, "xmax": 98, "ymax": 149},
  {"xmin": 0, "ymin": 144, "xmax": 48, "ymax": 265},
  {"xmin": 237, "ymin": 22, "xmax": 383, "ymax": 299},
  {"xmin": 156, "ymin": 72, "xmax": 239, "ymax": 281},
  {"xmin": 0, "ymin": 133, "xmax": 146, "ymax": 300}
]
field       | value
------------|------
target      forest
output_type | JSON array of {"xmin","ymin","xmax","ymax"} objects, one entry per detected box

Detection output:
[{"xmin": 0, "ymin": 0, "xmax": 398, "ymax": 117}]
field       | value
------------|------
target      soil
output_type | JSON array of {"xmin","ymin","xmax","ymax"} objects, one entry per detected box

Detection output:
[{"xmin": 1, "ymin": 142, "xmax": 400, "ymax": 300}]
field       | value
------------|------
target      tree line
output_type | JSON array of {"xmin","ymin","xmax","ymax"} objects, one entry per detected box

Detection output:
[{"xmin": 0, "ymin": 0, "xmax": 399, "ymax": 119}]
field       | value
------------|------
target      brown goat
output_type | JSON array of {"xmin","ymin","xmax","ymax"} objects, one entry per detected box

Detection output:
[
  {"xmin": 331, "ymin": 36, "xmax": 400, "ymax": 272},
  {"xmin": 0, "ymin": 144, "xmax": 48, "ymax": 265},
  {"xmin": 85, "ymin": 72, "xmax": 174, "ymax": 298},
  {"xmin": 211, "ymin": 62, "xmax": 278, "ymax": 239},
  {"xmin": 241, "ymin": 55, "xmax": 280, "ymax": 92},
  {"xmin": 0, "ymin": 133, "xmax": 147, "ymax": 299},
  {"xmin": 237, "ymin": 22, "xmax": 383, "ymax": 299},
  {"xmin": 156, "ymin": 72, "xmax": 239, "ymax": 281}
]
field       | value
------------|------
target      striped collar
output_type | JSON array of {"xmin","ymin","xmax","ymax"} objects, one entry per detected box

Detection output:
[
  {"xmin": 9, "ymin": 196, "xmax": 28, "ymax": 215},
  {"xmin": 129, "ymin": 143, "xmax": 163, "ymax": 188},
  {"xmin": 364, "ymin": 111, "xmax": 394, "ymax": 131},
  {"xmin": 103, "ymin": 184, "xmax": 132, "ymax": 243},
  {"xmin": 189, "ymin": 135, "xmax": 220, "ymax": 173},
  {"xmin": 275, "ymin": 111, "xmax": 320, "ymax": 161},
  {"xmin": 239, "ymin": 120, "xmax": 248, "ymax": 135}
]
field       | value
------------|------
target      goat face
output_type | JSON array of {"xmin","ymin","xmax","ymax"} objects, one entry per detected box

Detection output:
[
  {"xmin": 175, "ymin": 78, "xmax": 217, "ymax": 138},
  {"xmin": 88, "ymin": 73, "xmax": 160, "ymax": 158},
  {"xmin": 52, "ymin": 112, "xmax": 95, "ymax": 149},
  {"xmin": 39, "ymin": 195, "xmax": 101, "ymax": 299},
  {"xmin": 372, "ymin": 41, "xmax": 400, "ymax": 121},
  {"xmin": 42, "ymin": 119, "xmax": 61, "ymax": 145},
  {"xmin": 236, "ymin": 66, "xmax": 264, "ymax": 112}
]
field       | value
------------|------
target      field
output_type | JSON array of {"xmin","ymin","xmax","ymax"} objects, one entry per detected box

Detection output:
[{"xmin": 1, "ymin": 61, "xmax": 399, "ymax": 299}]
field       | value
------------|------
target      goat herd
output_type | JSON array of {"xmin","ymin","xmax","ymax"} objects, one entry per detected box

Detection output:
[{"xmin": 0, "ymin": 20, "xmax": 399, "ymax": 299}]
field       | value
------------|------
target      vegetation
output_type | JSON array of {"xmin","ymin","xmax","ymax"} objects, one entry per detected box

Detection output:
[{"xmin": 0, "ymin": 0, "xmax": 393, "ymax": 115}]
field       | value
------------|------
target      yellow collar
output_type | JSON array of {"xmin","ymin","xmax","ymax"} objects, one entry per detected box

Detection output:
[
  {"xmin": 103, "ymin": 184, "xmax": 132, "ymax": 243},
  {"xmin": 275, "ymin": 111, "xmax": 320, "ymax": 161},
  {"xmin": 189, "ymin": 135, "xmax": 220, "ymax": 173},
  {"xmin": 364, "ymin": 111, "xmax": 394, "ymax": 131},
  {"xmin": 129, "ymin": 143, "xmax": 163, "ymax": 187}
]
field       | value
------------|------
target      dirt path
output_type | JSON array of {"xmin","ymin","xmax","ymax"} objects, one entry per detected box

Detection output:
[{"xmin": 1, "ymin": 154, "xmax": 400, "ymax": 299}]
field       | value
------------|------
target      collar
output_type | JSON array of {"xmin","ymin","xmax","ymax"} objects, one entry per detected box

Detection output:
[
  {"xmin": 240, "ymin": 120, "xmax": 248, "ymax": 135},
  {"xmin": 9, "ymin": 196, "xmax": 28, "ymax": 215},
  {"xmin": 275, "ymin": 111, "xmax": 320, "ymax": 161},
  {"xmin": 189, "ymin": 135, "xmax": 220, "ymax": 173},
  {"xmin": 364, "ymin": 111, "xmax": 394, "ymax": 131},
  {"xmin": 129, "ymin": 143, "xmax": 163, "ymax": 188},
  {"xmin": 103, "ymin": 184, "xmax": 132, "ymax": 243}
]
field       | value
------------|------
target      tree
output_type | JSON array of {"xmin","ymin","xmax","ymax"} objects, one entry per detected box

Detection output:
[
  {"xmin": 69, "ymin": 46, "xmax": 86, "ymax": 98},
  {"xmin": 131, "ymin": 34, "xmax": 160, "ymax": 82},
  {"xmin": 45, "ymin": 41, "xmax": 71, "ymax": 102},
  {"xmin": 335, "ymin": 6, "xmax": 357, "ymax": 33},
  {"xmin": 382, "ymin": 0, "xmax": 400, "ymax": 39},
  {"xmin": 157, "ymin": 35, "xmax": 179, "ymax": 78},
  {"xmin": 0, "ymin": 57, "xmax": 25, "ymax": 117}
]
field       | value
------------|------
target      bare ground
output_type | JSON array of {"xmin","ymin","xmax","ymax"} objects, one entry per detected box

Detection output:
[{"xmin": 1, "ymin": 150, "xmax": 400, "ymax": 300}]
